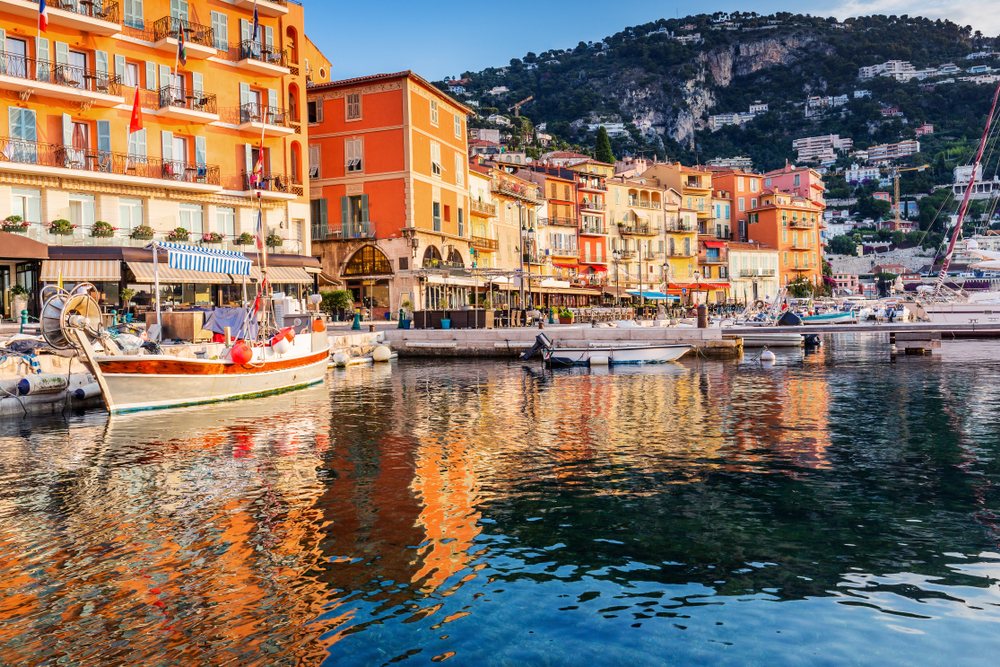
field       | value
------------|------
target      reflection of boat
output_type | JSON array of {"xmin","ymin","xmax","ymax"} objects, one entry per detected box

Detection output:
[
  {"xmin": 741, "ymin": 333, "xmax": 805, "ymax": 347},
  {"xmin": 520, "ymin": 333, "xmax": 692, "ymax": 366}
]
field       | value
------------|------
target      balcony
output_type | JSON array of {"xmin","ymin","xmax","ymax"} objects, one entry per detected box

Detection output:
[
  {"xmin": 471, "ymin": 236, "xmax": 499, "ymax": 252},
  {"xmin": 326, "ymin": 220, "xmax": 373, "ymax": 240},
  {"xmin": 739, "ymin": 269, "xmax": 777, "ymax": 277},
  {"xmin": 628, "ymin": 199, "xmax": 661, "ymax": 209},
  {"xmin": 0, "ymin": 52, "xmax": 122, "ymax": 106},
  {"xmin": 238, "ymin": 103, "xmax": 295, "ymax": 136},
  {"xmin": 669, "ymin": 249, "xmax": 696, "ymax": 258},
  {"xmin": 525, "ymin": 254, "xmax": 547, "ymax": 265},
  {"xmin": 540, "ymin": 216, "xmax": 577, "ymax": 227},
  {"xmin": 549, "ymin": 247, "xmax": 579, "ymax": 258},
  {"xmin": 579, "ymin": 223, "xmax": 607, "ymax": 236},
  {"xmin": 649, "ymin": 250, "xmax": 665, "ymax": 260},
  {"xmin": 237, "ymin": 40, "xmax": 290, "ymax": 76},
  {"xmin": 699, "ymin": 255, "xmax": 728, "ymax": 265},
  {"xmin": 580, "ymin": 200, "xmax": 606, "ymax": 211},
  {"xmin": 791, "ymin": 242, "xmax": 812, "ymax": 250},
  {"xmin": 619, "ymin": 223, "xmax": 658, "ymax": 236},
  {"xmin": 789, "ymin": 218, "xmax": 814, "ymax": 228},
  {"xmin": 157, "ymin": 86, "xmax": 219, "ymax": 122},
  {"xmin": 492, "ymin": 178, "xmax": 540, "ymax": 203},
  {"xmin": 0, "ymin": 136, "xmax": 220, "ymax": 193},
  {"xmin": 665, "ymin": 223, "xmax": 695, "ymax": 233},
  {"xmin": 233, "ymin": 0, "xmax": 289, "ymax": 17},
  {"xmin": 152, "ymin": 17, "xmax": 216, "ymax": 60},
  {"xmin": 684, "ymin": 178, "xmax": 710, "ymax": 190},
  {"xmin": 579, "ymin": 252, "xmax": 608, "ymax": 265},
  {"xmin": 5, "ymin": 0, "xmax": 122, "ymax": 35},
  {"xmin": 242, "ymin": 172, "xmax": 301, "ymax": 200},
  {"xmin": 578, "ymin": 180, "xmax": 607, "ymax": 192},
  {"xmin": 616, "ymin": 250, "xmax": 636, "ymax": 260},
  {"xmin": 470, "ymin": 199, "xmax": 496, "ymax": 217}
]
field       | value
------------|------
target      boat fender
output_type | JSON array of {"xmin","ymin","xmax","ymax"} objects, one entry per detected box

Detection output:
[
  {"xmin": 372, "ymin": 345, "xmax": 392, "ymax": 362},
  {"xmin": 332, "ymin": 352, "xmax": 350, "ymax": 367},
  {"xmin": 589, "ymin": 355, "xmax": 609, "ymax": 366},
  {"xmin": 760, "ymin": 347, "xmax": 776, "ymax": 363},
  {"xmin": 312, "ymin": 318, "xmax": 327, "ymax": 333},
  {"xmin": 73, "ymin": 383, "xmax": 102, "ymax": 400},
  {"xmin": 18, "ymin": 374, "xmax": 69, "ymax": 396},
  {"xmin": 230, "ymin": 340, "xmax": 253, "ymax": 364},
  {"xmin": 754, "ymin": 300, "xmax": 765, "ymax": 309}
]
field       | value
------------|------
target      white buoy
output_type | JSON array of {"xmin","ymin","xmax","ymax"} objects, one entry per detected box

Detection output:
[
  {"xmin": 372, "ymin": 345, "xmax": 392, "ymax": 362},
  {"xmin": 760, "ymin": 347, "xmax": 776, "ymax": 363},
  {"xmin": 332, "ymin": 352, "xmax": 350, "ymax": 367},
  {"xmin": 589, "ymin": 355, "xmax": 609, "ymax": 366}
]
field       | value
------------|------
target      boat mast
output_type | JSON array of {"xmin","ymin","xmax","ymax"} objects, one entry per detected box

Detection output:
[{"xmin": 934, "ymin": 79, "xmax": 1000, "ymax": 296}]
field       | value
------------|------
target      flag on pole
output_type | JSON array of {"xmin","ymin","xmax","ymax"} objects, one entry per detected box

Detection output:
[
  {"xmin": 252, "ymin": 2, "xmax": 260, "ymax": 46},
  {"xmin": 57, "ymin": 270, "xmax": 62, "ymax": 291},
  {"xmin": 128, "ymin": 86, "xmax": 143, "ymax": 133},
  {"xmin": 176, "ymin": 22, "xmax": 187, "ymax": 66},
  {"xmin": 38, "ymin": 0, "xmax": 48, "ymax": 32},
  {"xmin": 254, "ymin": 208, "xmax": 264, "ymax": 250}
]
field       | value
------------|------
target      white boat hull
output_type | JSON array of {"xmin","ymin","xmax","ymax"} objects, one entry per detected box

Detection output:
[
  {"xmin": 740, "ymin": 333, "xmax": 805, "ymax": 347},
  {"xmin": 544, "ymin": 344, "xmax": 692, "ymax": 366},
  {"xmin": 919, "ymin": 304, "xmax": 1000, "ymax": 324}
]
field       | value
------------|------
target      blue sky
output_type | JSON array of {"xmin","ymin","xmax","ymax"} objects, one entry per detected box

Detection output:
[{"xmin": 307, "ymin": 1, "xmax": 997, "ymax": 81}]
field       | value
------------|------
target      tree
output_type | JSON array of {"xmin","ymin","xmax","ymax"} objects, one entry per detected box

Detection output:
[
  {"xmin": 828, "ymin": 235, "xmax": 857, "ymax": 256},
  {"xmin": 595, "ymin": 126, "xmax": 615, "ymax": 164}
]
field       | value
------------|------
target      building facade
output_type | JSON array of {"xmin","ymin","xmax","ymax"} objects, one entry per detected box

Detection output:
[
  {"xmin": 728, "ymin": 241, "xmax": 780, "ymax": 303},
  {"xmin": 709, "ymin": 169, "xmax": 762, "ymax": 241},
  {"xmin": 747, "ymin": 190, "xmax": 824, "ymax": 286}
]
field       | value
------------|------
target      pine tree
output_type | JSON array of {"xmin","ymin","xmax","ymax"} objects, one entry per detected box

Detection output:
[{"xmin": 595, "ymin": 126, "xmax": 615, "ymax": 164}]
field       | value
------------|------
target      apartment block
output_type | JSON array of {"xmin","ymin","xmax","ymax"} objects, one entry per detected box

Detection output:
[
  {"xmin": 747, "ymin": 190, "xmax": 824, "ymax": 286},
  {"xmin": 867, "ymin": 140, "xmax": 920, "ymax": 162},
  {"xmin": 792, "ymin": 134, "xmax": 853, "ymax": 163}
]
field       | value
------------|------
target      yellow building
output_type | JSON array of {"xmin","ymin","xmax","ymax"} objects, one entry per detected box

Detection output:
[
  {"xmin": 0, "ymin": 0, "xmax": 313, "ymax": 317},
  {"xmin": 605, "ymin": 177, "xmax": 666, "ymax": 293}
]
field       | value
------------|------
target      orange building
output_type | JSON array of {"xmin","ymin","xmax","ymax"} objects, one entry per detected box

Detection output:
[
  {"xmin": 708, "ymin": 169, "xmax": 763, "ymax": 242},
  {"xmin": 308, "ymin": 71, "xmax": 473, "ymax": 315},
  {"xmin": 747, "ymin": 189, "xmax": 824, "ymax": 286},
  {"xmin": 0, "ymin": 0, "xmax": 313, "ymax": 317}
]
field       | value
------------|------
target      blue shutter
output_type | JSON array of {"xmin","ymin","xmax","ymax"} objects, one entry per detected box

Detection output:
[{"xmin": 97, "ymin": 120, "xmax": 111, "ymax": 152}]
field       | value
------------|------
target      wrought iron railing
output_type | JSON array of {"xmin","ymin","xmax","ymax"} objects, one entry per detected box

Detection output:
[
  {"xmin": 242, "ymin": 171, "xmax": 295, "ymax": 193},
  {"xmin": 238, "ymin": 40, "xmax": 288, "ymax": 68},
  {"xmin": 471, "ymin": 236, "xmax": 499, "ymax": 251},
  {"xmin": 619, "ymin": 223, "xmax": 657, "ymax": 235},
  {"xmin": 789, "ymin": 218, "xmax": 814, "ymax": 228},
  {"xmin": 539, "ymin": 216, "xmax": 577, "ymax": 227},
  {"xmin": 470, "ymin": 199, "xmax": 497, "ymax": 217},
  {"xmin": 580, "ymin": 200, "xmax": 605, "ymax": 211},
  {"xmin": 629, "ymin": 199, "xmax": 661, "ymax": 209},
  {"xmin": 158, "ymin": 85, "xmax": 218, "ymax": 114},
  {"xmin": 665, "ymin": 223, "xmax": 695, "ymax": 232},
  {"xmin": 0, "ymin": 136, "xmax": 219, "ymax": 185},
  {"xmin": 492, "ymin": 178, "xmax": 541, "ymax": 202},
  {"xmin": 549, "ymin": 247, "xmax": 579, "ymax": 257},
  {"xmin": 579, "ymin": 252, "xmax": 607, "ymax": 264},
  {"xmin": 239, "ymin": 102, "xmax": 292, "ymax": 127},
  {"xmin": 740, "ymin": 269, "xmax": 776, "ymax": 277},
  {"xmin": 578, "ymin": 180, "xmax": 607, "ymax": 192},
  {"xmin": 39, "ymin": 0, "xmax": 121, "ymax": 24},
  {"xmin": 580, "ymin": 222, "xmax": 607, "ymax": 235},
  {"xmin": 0, "ymin": 51, "xmax": 121, "ymax": 96},
  {"xmin": 699, "ymin": 254, "xmax": 727, "ymax": 264},
  {"xmin": 152, "ymin": 16, "xmax": 215, "ymax": 48}
]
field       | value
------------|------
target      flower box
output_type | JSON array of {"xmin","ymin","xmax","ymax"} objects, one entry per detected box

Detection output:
[{"xmin": 48, "ymin": 219, "xmax": 74, "ymax": 236}]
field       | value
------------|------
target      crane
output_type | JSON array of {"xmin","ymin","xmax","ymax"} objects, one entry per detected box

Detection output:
[
  {"xmin": 507, "ymin": 96, "xmax": 533, "ymax": 117},
  {"xmin": 884, "ymin": 164, "xmax": 930, "ymax": 226}
]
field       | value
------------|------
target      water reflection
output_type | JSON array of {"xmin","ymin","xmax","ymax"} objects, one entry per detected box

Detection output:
[{"xmin": 2, "ymin": 335, "xmax": 1000, "ymax": 665}]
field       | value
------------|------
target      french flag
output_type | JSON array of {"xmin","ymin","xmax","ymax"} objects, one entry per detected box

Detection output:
[{"xmin": 39, "ymin": 0, "xmax": 49, "ymax": 31}]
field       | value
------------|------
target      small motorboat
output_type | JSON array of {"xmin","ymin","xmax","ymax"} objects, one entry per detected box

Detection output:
[
  {"xmin": 520, "ymin": 333, "xmax": 692, "ymax": 367},
  {"xmin": 800, "ymin": 311, "xmax": 856, "ymax": 324}
]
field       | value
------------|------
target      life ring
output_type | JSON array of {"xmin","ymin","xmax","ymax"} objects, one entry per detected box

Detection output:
[{"xmin": 754, "ymin": 300, "xmax": 765, "ymax": 309}]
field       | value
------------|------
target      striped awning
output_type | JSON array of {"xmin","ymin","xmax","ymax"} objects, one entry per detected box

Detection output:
[
  {"xmin": 41, "ymin": 260, "xmax": 121, "ymax": 282},
  {"xmin": 126, "ymin": 261, "xmax": 236, "ymax": 285},
  {"xmin": 150, "ymin": 242, "xmax": 252, "ymax": 276},
  {"xmin": 246, "ymin": 265, "xmax": 314, "ymax": 283}
]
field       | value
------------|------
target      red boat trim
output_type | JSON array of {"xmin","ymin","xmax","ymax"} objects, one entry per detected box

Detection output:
[{"xmin": 97, "ymin": 349, "xmax": 330, "ymax": 376}]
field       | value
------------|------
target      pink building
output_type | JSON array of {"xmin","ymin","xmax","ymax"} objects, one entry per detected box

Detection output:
[
  {"xmin": 763, "ymin": 164, "xmax": 827, "ymax": 209},
  {"xmin": 915, "ymin": 124, "xmax": 934, "ymax": 137},
  {"xmin": 873, "ymin": 191, "xmax": 892, "ymax": 201},
  {"xmin": 833, "ymin": 273, "xmax": 860, "ymax": 294}
]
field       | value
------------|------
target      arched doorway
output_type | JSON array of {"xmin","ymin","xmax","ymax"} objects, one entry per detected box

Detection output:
[
  {"xmin": 422, "ymin": 245, "xmax": 442, "ymax": 269},
  {"xmin": 342, "ymin": 244, "xmax": 393, "ymax": 318},
  {"xmin": 290, "ymin": 141, "xmax": 301, "ymax": 185}
]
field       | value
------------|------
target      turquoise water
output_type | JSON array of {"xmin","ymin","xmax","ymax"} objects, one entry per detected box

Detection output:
[{"xmin": 1, "ymin": 334, "xmax": 1000, "ymax": 665}]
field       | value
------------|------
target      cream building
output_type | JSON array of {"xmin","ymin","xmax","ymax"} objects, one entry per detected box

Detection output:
[{"xmin": 727, "ymin": 240, "xmax": 780, "ymax": 303}]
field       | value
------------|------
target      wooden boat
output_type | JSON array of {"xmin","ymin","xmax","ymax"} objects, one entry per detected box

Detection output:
[{"xmin": 521, "ymin": 333, "xmax": 692, "ymax": 367}]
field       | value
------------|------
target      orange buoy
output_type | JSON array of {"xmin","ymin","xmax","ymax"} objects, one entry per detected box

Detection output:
[
  {"xmin": 231, "ymin": 340, "xmax": 252, "ymax": 364},
  {"xmin": 311, "ymin": 318, "xmax": 327, "ymax": 332}
]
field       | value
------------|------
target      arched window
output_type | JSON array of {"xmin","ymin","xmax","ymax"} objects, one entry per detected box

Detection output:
[
  {"xmin": 290, "ymin": 141, "xmax": 301, "ymax": 183},
  {"xmin": 447, "ymin": 247, "xmax": 464, "ymax": 267},
  {"xmin": 288, "ymin": 82, "xmax": 300, "ymax": 123},
  {"xmin": 422, "ymin": 245, "xmax": 442, "ymax": 269},
  {"xmin": 343, "ymin": 245, "xmax": 393, "ymax": 276},
  {"xmin": 285, "ymin": 26, "xmax": 299, "ymax": 65}
]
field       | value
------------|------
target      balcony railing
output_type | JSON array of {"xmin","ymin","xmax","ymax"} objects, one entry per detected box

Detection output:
[
  {"xmin": 791, "ymin": 242, "xmax": 812, "ymax": 250},
  {"xmin": 549, "ymin": 247, "xmax": 579, "ymax": 257},
  {"xmin": 239, "ymin": 40, "xmax": 289, "ymax": 68},
  {"xmin": 619, "ymin": 223, "xmax": 658, "ymax": 236},
  {"xmin": 42, "ymin": 0, "xmax": 122, "ymax": 24},
  {"xmin": 616, "ymin": 250, "xmax": 636, "ymax": 260},
  {"xmin": 470, "ymin": 199, "xmax": 497, "ymax": 217},
  {"xmin": 665, "ymin": 223, "xmax": 695, "ymax": 233},
  {"xmin": 471, "ymin": 235, "xmax": 499, "ymax": 251},
  {"xmin": 158, "ymin": 85, "xmax": 218, "ymax": 114},
  {"xmin": 789, "ymin": 218, "xmax": 814, "ymax": 228},
  {"xmin": 152, "ymin": 16, "xmax": 215, "ymax": 48},
  {"xmin": 580, "ymin": 223, "xmax": 607, "ymax": 235},
  {"xmin": 580, "ymin": 200, "xmax": 605, "ymax": 211},
  {"xmin": 327, "ymin": 220, "xmax": 373, "ymax": 239},
  {"xmin": 540, "ymin": 216, "xmax": 578, "ymax": 227},
  {"xmin": 579, "ymin": 180, "xmax": 607, "ymax": 192},
  {"xmin": 0, "ymin": 136, "xmax": 220, "ymax": 185},
  {"xmin": 739, "ymin": 269, "xmax": 777, "ymax": 277},
  {"xmin": 699, "ymin": 254, "xmax": 728, "ymax": 264},
  {"xmin": 669, "ymin": 249, "xmax": 696, "ymax": 257},
  {"xmin": 492, "ymin": 178, "xmax": 540, "ymax": 202},
  {"xmin": 239, "ymin": 103, "xmax": 293, "ymax": 127},
  {"xmin": 579, "ymin": 252, "xmax": 608, "ymax": 264},
  {"xmin": 629, "ymin": 200, "xmax": 661, "ymax": 209},
  {"xmin": 0, "ymin": 51, "xmax": 121, "ymax": 96},
  {"xmin": 242, "ymin": 171, "xmax": 298, "ymax": 195}
]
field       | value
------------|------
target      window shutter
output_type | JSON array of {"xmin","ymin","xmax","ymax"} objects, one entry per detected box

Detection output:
[
  {"xmin": 361, "ymin": 194, "xmax": 369, "ymax": 223},
  {"xmin": 114, "ymin": 54, "xmax": 126, "ymax": 79},
  {"xmin": 95, "ymin": 50, "xmax": 108, "ymax": 75},
  {"xmin": 136, "ymin": 128, "xmax": 146, "ymax": 157},
  {"xmin": 0, "ymin": 30, "xmax": 5, "ymax": 74},
  {"xmin": 239, "ymin": 81, "xmax": 250, "ymax": 107},
  {"xmin": 62, "ymin": 113, "xmax": 72, "ymax": 149},
  {"xmin": 340, "ymin": 197, "xmax": 348, "ymax": 233},
  {"xmin": 195, "ymin": 136, "xmax": 206, "ymax": 165},
  {"xmin": 24, "ymin": 110, "xmax": 36, "ymax": 142},
  {"xmin": 192, "ymin": 72, "xmax": 203, "ymax": 95},
  {"xmin": 318, "ymin": 198, "xmax": 328, "ymax": 231},
  {"xmin": 146, "ymin": 61, "xmax": 156, "ymax": 90},
  {"xmin": 344, "ymin": 139, "xmax": 353, "ymax": 166},
  {"xmin": 36, "ymin": 38, "xmax": 49, "ymax": 71},
  {"xmin": 267, "ymin": 88, "xmax": 277, "ymax": 112},
  {"xmin": 264, "ymin": 26, "xmax": 273, "ymax": 48},
  {"xmin": 54, "ymin": 41, "xmax": 69, "ymax": 65},
  {"xmin": 245, "ymin": 143, "xmax": 253, "ymax": 175},
  {"xmin": 161, "ymin": 131, "xmax": 173, "ymax": 161},
  {"xmin": 170, "ymin": 0, "xmax": 180, "ymax": 19},
  {"xmin": 8, "ymin": 108, "xmax": 20, "ymax": 140},
  {"xmin": 158, "ymin": 64, "xmax": 170, "ymax": 91},
  {"xmin": 97, "ymin": 120, "xmax": 111, "ymax": 152},
  {"xmin": 240, "ymin": 18, "xmax": 250, "ymax": 43}
]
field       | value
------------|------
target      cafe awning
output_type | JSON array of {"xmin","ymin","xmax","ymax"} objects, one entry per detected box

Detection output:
[
  {"xmin": 627, "ymin": 290, "xmax": 671, "ymax": 300},
  {"xmin": 41, "ymin": 259, "xmax": 121, "ymax": 282},
  {"xmin": 154, "ymin": 241, "xmax": 252, "ymax": 276},
  {"xmin": 0, "ymin": 232, "xmax": 48, "ymax": 259},
  {"xmin": 247, "ymin": 265, "xmax": 315, "ymax": 283},
  {"xmin": 127, "ymin": 261, "xmax": 236, "ymax": 285},
  {"xmin": 702, "ymin": 241, "xmax": 727, "ymax": 248}
]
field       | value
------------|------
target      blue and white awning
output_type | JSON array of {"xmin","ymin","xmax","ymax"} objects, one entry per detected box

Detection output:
[
  {"xmin": 148, "ymin": 242, "xmax": 253, "ymax": 276},
  {"xmin": 626, "ymin": 290, "xmax": 671, "ymax": 300}
]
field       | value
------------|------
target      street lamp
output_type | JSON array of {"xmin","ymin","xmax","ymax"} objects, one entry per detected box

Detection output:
[
  {"xmin": 401, "ymin": 226, "xmax": 421, "ymax": 310},
  {"xmin": 612, "ymin": 250, "xmax": 621, "ymax": 306},
  {"xmin": 521, "ymin": 224, "xmax": 535, "ymax": 320}
]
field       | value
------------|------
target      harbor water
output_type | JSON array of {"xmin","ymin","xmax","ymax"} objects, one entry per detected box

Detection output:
[{"xmin": 2, "ymin": 334, "xmax": 1000, "ymax": 665}]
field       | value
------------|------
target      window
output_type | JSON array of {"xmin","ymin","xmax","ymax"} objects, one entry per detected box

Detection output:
[
  {"xmin": 12, "ymin": 188, "xmax": 41, "ymax": 225},
  {"xmin": 69, "ymin": 194, "xmax": 95, "ymax": 231},
  {"xmin": 216, "ymin": 207, "xmax": 235, "ymax": 238},
  {"xmin": 794, "ymin": 174, "xmax": 801, "ymax": 187},
  {"xmin": 750, "ymin": 179, "xmax": 759, "ymax": 192},
  {"xmin": 307, "ymin": 100, "xmax": 323, "ymax": 124},
  {"xmin": 737, "ymin": 176, "xmax": 744, "ymax": 191},
  {"xmin": 738, "ymin": 197, "xmax": 745, "ymax": 212},
  {"xmin": 704, "ymin": 266, "xmax": 711, "ymax": 279},
  {"xmin": 343, "ymin": 195, "xmax": 369, "ymax": 237},
  {"xmin": 345, "ymin": 138, "xmax": 363, "ymax": 172},
  {"xmin": 309, "ymin": 145, "xmax": 320, "ymax": 178},
  {"xmin": 443, "ymin": 205, "xmax": 451, "ymax": 223},
  {"xmin": 433, "ymin": 202, "xmax": 441, "ymax": 232},
  {"xmin": 179, "ymin": 203, "xmax": 204, "ymax": 235},
  {"xmin": 455, "ymin": 152, "xmax": 464, "ymax": 186},
  {"xmin": 782, "ymin": 230, "xmax": 788, "ymax": 243},
  {"xmin": 121, "ymin": 61, "xmax": 139, "ymax": 88},
  {"xmin": 765, "ymin": 178, "xmax": 771, "ymax": 187},
  {"xmin": 119, "ymin": 198, "xmax": 143, "ymax": 233},
  {"xmin": 751, "ymin": 198, "xmax": 757, "ymax": 209},
  {"xmin": 454, "ymin": 113, "xmax": 462, "ymax": 138},
  {"xmin": 783, "ymin": 251, "xmax": 788, "ymax": 266},
  {"xmin": 123, "ymin": 0, "xmax": 144, "ymax": 29},
  {"xmin": 725, "ymin": 204, "xmax": 730, "ymax": 218},
  {"xmin": 430, "ymin": 142, "xmax": 442, "ymax": 177},
  {"xmin": 430, "ymin": 99, "xmax": 438, "ymax": 125},
  {"xmin": 564, "ymin": 185, "xmax": 570, "ymax": 200},
  {"xmin": 211, "ymin": 11, "xmax": 228, "ymax": 51},
  {"xmin": 346, "ymin": 92, "xmax": 361, "ymax": 120},
  {"xmin": 458, "ymin": 209, "xmax": 464, "ymax": 237}
]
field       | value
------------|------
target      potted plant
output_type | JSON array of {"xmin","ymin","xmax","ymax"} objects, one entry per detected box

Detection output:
[
  {"xmin": 202, "ymin": 231, "xmax": 224, "ymax": 244},
  {"xmin": 10, "ymin": 284, "xmax": 29, "ymax": 318},
  {"xmin": 266, "ymin": 232, "xmax": 283, "ymax": 247},
  {"xmin": 131, "ymin": 225, "xmax": 154, "ymax": 240},
  {"xmin": 558, "ymin": 307, "xmax": 574, "ymax": 324},
  {"xmin": 320, "ymin": 289, "xmax": 353, "ymax": 321},
  {"xmin": 120, "ymin": 287, "xmax": 136, "ymax": 314},
  {"xmin": 400, "ymin": 299, "xmax": 413, "ymax": 329},
  {"xmin": 167, "ymin": 227, "xmax": 189, "ymax": 242},
  {"xmin": 91, "ymin": 221, "xmax": 115, "ymax": 238},
  {"xmin": 2, "ymin": 215, "xmax": 28, "ymax": 233},
  {"xmin": 438, "ymin": 297, "xmax": 451, "ymax": 329},
  {"xmin": 48, "ymin": 219, "xmax": 74, "ymax": 236},
  {"xmin": 234, "ymin": 232, "xmax": 255, "ymax": 246}
]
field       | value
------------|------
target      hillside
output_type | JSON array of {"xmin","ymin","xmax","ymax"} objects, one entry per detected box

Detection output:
[{"xmin": 443, "ymin": 12, "xmax": 999, "ymax": 189}]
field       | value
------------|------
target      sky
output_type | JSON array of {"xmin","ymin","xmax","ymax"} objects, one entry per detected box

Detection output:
[{"xmin": 308, "ymin": 1, "xmax": 999, "ymax": 82}]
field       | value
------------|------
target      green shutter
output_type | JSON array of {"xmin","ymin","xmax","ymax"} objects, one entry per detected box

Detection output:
[
  {"xmin": 97, "ymin": 120, "xmax": 111, "ymax": 152},
  {"xmin": 0, "ymin": 30, "xmax": 5, "ymax": 75},
  {"xmin": 114, "ymin": 54, "xmax": 126, "ymax": 79},
  {"xmin": 161, "ymin": 131, "xmax": 173, "ymax": 161},
  {"xmin": 62, "ymin": 113, "xmax": 72, "ymax": 148},
  {"xmin": 361, "ymin": 194, "xmax": 369, "ymax": 234},
  {"xmin": 319, "ymin": 198, "xmax": 328, "ymax": 231},
  {"xmin": 192, "ymin": 72, "xmax": 203, "ymax": 95},
  {"xmin": 145, "ymin": 61, "xmax": 156, "ymax": 90},
  {"xmin": 340, "ymin": 196, "xmax": 348, "ymax": 235},
  {"xmin": 158, "ymin": 64, "xmax": 171, "ymax": 92},
  {"xmin": 267, "ymin": 88, "xmax": 278, "ymax": 112},
  {"xmin": 195, "ymin": 136, "xmax": 206, "ymax": 165},
  {"xmin": 54, "ymin": 41, "xmax": 69, "ymax": 65},
  {"xmin": 95, "ymin": 50, "xmax": 108, "ymax": 75}
]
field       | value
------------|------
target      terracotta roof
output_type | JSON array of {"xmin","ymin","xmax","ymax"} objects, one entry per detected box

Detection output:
[
  {"xmin": 545, "ymin": 151, "xmax": 591, "ymax": 159},
  {"xmin": 308, "ymin": 70, "xmax": 473, "ymax": 114},
  {"xmin": 728, "ymin": 241, "xmax": 776, "ymax": 251},
  {"xmin": 468, "ymin": 162, "xmax": 492, "ymax": 175},
  {"xmin": 469, "ymin": 139, "xmax": 500, "ymax": 147}
]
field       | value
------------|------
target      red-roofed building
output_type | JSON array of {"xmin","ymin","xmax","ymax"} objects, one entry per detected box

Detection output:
[
  {"xmin": 763, "ymin": 164, "xmax": 827, "ymax": 210},
  {"xmin": 747, "ymin": 189, "xmax": 824, "ymax": 287}
]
